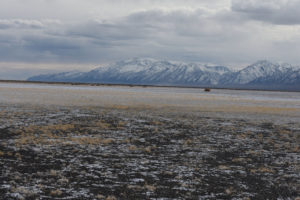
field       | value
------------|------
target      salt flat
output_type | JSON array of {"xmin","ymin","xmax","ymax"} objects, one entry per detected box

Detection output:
[
  {"xmin": 0, "ymin": 82, "xmax": 300, "ymax": 119},
  {"xmin": 0, "ymin": 82, "xmax": 299, "ymax": 199}
]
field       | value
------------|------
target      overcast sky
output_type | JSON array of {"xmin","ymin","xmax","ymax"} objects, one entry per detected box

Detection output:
[{"xmin": 1, "ymin": 0, "xmax": 300, "ymax": 79}]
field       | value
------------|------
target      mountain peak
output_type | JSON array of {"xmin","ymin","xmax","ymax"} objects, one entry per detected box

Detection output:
[
  {"xmin": 247, "ymin": 60, "xmax": 278, "ymax": 71},
  {"xmin": 220, "ymin": 60, "xmax": 296, "ymax": 85},
  {"xmin": 247, "ymin": 60, "xmax": 293, "ymax": 73},
  {"xmin": 252, "ymin": 60, "xmax": 274, "ymax": 65},
  {"xmin": 120, "ymin": 57, "xmax": 160, "ymax": 65}
]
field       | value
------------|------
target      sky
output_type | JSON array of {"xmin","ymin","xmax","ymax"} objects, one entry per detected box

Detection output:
[{"xmin": 1, "ymin": 0, "xmax": 300, "ymax": 79}]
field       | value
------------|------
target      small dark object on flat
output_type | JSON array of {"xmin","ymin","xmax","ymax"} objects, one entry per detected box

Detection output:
[{"xmin": 204, "ymin": 88, "xmax": 211, "ymax": 92}]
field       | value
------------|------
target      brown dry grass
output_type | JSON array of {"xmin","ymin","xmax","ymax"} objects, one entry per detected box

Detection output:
[
  {"xmin": 96, "ymin": 194, "xmax": 105, "ymax": 199},
  {"xmin": 291, "ymin": 146, "xmax": 299, "ymax": 152},
  {"xmin": 95, "ymin": 121, "xmax": 110, "ymax": 129},
  {"xmin": 105, "ymin": 196, "xmax": 117, "ymax": 200},
  {"xmin": 128, "ymin": 145, "xmax": 138, "ymax": 151},
  {"xmin": 250, "ymin": 167, "xmax": 275, "ymax": 174},
  {"xmin": 49, "ymin": 170, "xmax": 59, "ymax": 177},
  {"xmin": 218, "ymin": 165, "xmax": 230, "ymax": 170},
  {"xmin": 232, "ymin": 157, "xmax": 252, "ymax": 163},
  {"xmin": 145, "ymin": 184, "xmax": 156, "ymax": 192},
  {"xmin": 225, "ymin": 186, "xmax": 235, "ymax": 195},
  {"xmin": 117, "ymin": 121, "xmax": 126, "ymax": 129},
  {"xmin": 14, "ymin": 122, "xmax": 117, "ymax": 147},
  {"xmin": 184, "ymin": 139, "xmax": 193, "ymax": 145},
  {"xmin": 150, "ymin": 121, "xmax": 164, "ymax": 126},
  {"xmin": 144, "ymin": 146, "xmax": 152, "ymax": 153},
  {"xmin": 111, "ymin": 105, "xmax": 129, "ymax": 110},
  {"xmin": 102, "ymin": 138, "xmax": 115, "ymax": 144},
  {"xmin": 50, "ymin": 189, "xmax": 62, "ymax": 196}
]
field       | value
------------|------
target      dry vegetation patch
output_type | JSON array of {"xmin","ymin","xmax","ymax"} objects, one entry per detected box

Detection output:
[{"xmin": 0, "ymin": 104, "xmax": 299, "ymax": 199}]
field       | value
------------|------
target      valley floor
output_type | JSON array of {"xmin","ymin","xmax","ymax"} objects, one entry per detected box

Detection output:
[{"xmin": 0, "ymin": 83, "xmax": 299, "ymax": 199}]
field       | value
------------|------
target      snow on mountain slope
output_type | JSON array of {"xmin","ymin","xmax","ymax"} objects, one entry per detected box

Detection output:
[
  {"xmin": 283, "ymin": 68, "xmax": 300, "ymax": 84},
  {"xmin": 220, "ymin": 60, "xmax": 294, "ymax": 85},
  {"xmin": 68, "ymin": 58, "xmax": 232, "ymax": 85},
  {"xmin": 28, "ymin": 58, "xmax": 300, "ymax": 90}
]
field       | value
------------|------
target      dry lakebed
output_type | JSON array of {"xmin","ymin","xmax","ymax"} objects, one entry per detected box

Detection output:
[{"xmin": 0, "ymin": 82, "xmax": 299, "ymax": 199}]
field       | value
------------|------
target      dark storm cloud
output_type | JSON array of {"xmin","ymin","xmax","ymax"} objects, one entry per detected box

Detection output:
[{"xmin": 232, "ymin": 0, "xmax": 300, "ymax": 25}]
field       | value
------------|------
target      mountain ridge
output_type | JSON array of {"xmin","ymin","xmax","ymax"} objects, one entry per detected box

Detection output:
[{"xmin": 28, "ymin": 58, "xmax": 300, "ymax": 91}]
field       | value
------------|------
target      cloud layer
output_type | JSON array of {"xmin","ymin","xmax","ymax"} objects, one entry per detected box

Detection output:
[
  {"xmin": 0, "ymin": 0, "xmax": 300, "ymax": 71},
  {"xmin": 232, "ymin": 0, "xmax": 300, "ymax": 25}
]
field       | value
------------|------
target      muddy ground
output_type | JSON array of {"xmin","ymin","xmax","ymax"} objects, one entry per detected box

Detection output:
[{"xmin": 0, "ymin": 104, "xmax": 299, "ymax": 200}]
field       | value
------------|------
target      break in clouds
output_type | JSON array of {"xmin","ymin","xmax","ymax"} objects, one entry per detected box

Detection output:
[{"xmin": 1, "ymin": 0, "xmax": 300, "ymax": 66}]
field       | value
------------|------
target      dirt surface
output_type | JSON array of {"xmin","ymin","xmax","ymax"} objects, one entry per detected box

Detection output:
[{"xmin": 0, "ymin": 103, "xmax": 299, "ymax": 200}]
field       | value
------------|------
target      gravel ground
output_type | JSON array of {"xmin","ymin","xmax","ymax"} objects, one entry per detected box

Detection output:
[{"xmin": 0, "ymin": 104, "xmax": 299, "ymax": 200}]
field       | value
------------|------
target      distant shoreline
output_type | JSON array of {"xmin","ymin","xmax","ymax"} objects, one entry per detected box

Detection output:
[{"xmin": 0, "ymin": 79, "xmax": 299, "ymax": 93}]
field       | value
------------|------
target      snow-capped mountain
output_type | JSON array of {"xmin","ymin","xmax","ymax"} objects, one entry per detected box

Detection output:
[
  {"xmin": 28, "ymin": 58, "xmax": 300, "ymax": 90},
  {"xmin": 28, "ymin": 58, "xmax": 232, "ymax": 86},
  {"xmin": 220, "ymin": 60, "xmax": 294, "ymax": 85}
]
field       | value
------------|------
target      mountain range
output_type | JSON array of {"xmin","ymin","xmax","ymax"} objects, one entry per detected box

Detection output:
[{"xmin": 28, "ymin": 58, "xmax": 300, "ymax": 91}]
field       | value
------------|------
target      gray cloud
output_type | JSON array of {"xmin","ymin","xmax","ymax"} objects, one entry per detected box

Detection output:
[
  {"xmin": 0, "ymin": 9, "xmax": 246, "ymax": 64},
  {"xmin": 0, "ymin": 0, "xmax": 229, "ymax": 21},
  {"xmin": 0, "ymin": 19, "xmax": 43, "ymax": 29},
  {"xmin": 232, "ymin": 0, "xmax": 300, "ymax": 25},
  {"xmin": 0, "ymin": 19, "xmax": 61, "ymax": 29},
  {"xmin": 0, "ymin": 0, "xmax": 300, "ymax": 73}
]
